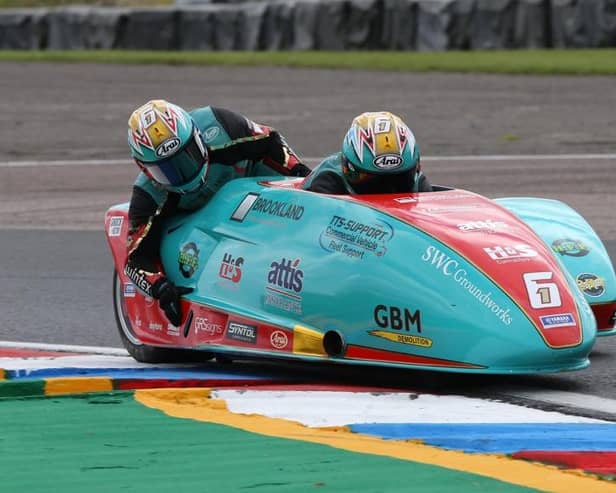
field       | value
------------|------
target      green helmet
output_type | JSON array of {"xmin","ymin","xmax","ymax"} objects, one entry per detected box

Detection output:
[
  {"xmin": 128, "ymin": 99, "xmax": 209, "ymax": 194},
  {"xmin": 341, "ymin": 111, "xmax": 420, "ymax": 193}
]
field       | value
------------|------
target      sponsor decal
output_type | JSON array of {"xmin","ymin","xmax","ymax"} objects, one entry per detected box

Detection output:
[
  {"xmin": 204, "ymin": 126, "xmax": 220, "ymax": 142},
  {"xmin": 539, "ymin": 313, "xmax": 576, "ymax": 329},
  {"xmin": 523, "ymin": 272, "xmax": 562, "ymax": 309},
  {"xmin": 265, "ymin": 258, "xmax": 304, "ymax": 314},
  {"xmin": 576, "ymin": 273, "xmax": 605, "ymax": 297},
  {"xmin": 148, "ymin": 322, "xmax": 163, "ymax": 331},
  {"xmin": 109, "ymin": 216, "xmax": 124, "ymax": 237},
  {"xmin": 231, "ymin": 193, "xmax": 260, "ymax": 221},
  {"xmin": 270, "ymin": 330, "xmax": 289, "ymax": 349},
  {"xmin": 250, "ymin": 197, "xmax": 304, "ymax": 221},
  {"xmin": 123, "ymin": 282, "xmax": 136, "ymax": 298},
  {"xmin": 426, "ymin": 193, "xmax": 475, "ymax": 201},
  {"xmin": 457, "ymin": 220, "xmax": 509, "ymax": 233},
  {"xmin": 422, "ymin": 246, "xmax": 513, "ymax": 325},
  {"xmin": 369, "ymin": 330, "xmax": 432, "ymax": 348},
  {"xmin": 424, "ymin": 204, "xmax": 482, "ymax": 214},
  {"xmin": 135, "ymin": 316, "xmax": 142, "ymax": 328},
  {"xmin": 320, "ymin": 215, "xmax": 394, "ymax": 259},
  {"xmin": 167, "ymin": 323, "xmax": 180, "ymax": 337},
  {"xmin": 178, "ymin": 242, "xmax": 199, "ymax": 278},
  {"xmin": 194, "ymin": 316, "xmax": 224, "ymax": 336},
  {"xmin": 155, "ymin": 137, "xmax": 181, "ymax": 158},
  {"xmin": 374, "ymin": 304, "xmax": 422, "ymax": 333},
  {"xmin": 393, "ymin": 197, "xmax": 418, "ymax": 204},
  {"xmin": 219, "ymin": 253, "xmax": 243, "ymax": 283},
  {"xmin": 483, "ymin": 244, "xmax": 537, "ymax": 263},
  {"xmin": 226, "ymin": 321, "xmax": 257, "ymax": 344},
  {"xmin": 124, "ymin": 264, "xmax": 153, "ymax": 296},
  {"xmin": 373, "ymin": 154, "xmax": 402, "ymax": 170},
  {"xmin": 551, "ymin": 238, "xmax": 590, "ymax": 257}
]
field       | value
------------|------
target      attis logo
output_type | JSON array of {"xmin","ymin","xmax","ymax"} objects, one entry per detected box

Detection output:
[
  {"xmin": 270, "ymin": 330, "xmax": 289, "ymax": 349},
  {"xmin": 219, "ymin": 253, "xmax": 243, "ymax": 283},
  {"xmin": 265, "ymin": 258, "xmax": 304, "ymax": 314},
  {"xmin": 373, "ymin": 154, "xmax": 402, "ymax": 170},
  {"xmin": 178, "ymin": 242, "xmax": 199, "ymax": 278},
  {"xmin": 155, "ymin": 137, "xmax": 181, "ymax": 158},
  {"xmin": 267, "ymin": 258, "xmax": 303, "ymax": 292},
  {"xmin": 457, "ymin": 220, "xmax": 508, "ymax": 233}
]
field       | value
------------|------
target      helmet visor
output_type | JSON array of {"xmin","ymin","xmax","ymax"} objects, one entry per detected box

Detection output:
[
  {"xmin": 344, "ymin": 160, "xmax": 416, "ymax": 194},
  {"xmin": 140, "ymin": 131, "xmax": 207, "ymax": 187}
]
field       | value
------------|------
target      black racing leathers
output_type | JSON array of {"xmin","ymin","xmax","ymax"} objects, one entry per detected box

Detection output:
[{"xmin": 124, "ymin": 106, "xmax": 308, "ymax": 298}]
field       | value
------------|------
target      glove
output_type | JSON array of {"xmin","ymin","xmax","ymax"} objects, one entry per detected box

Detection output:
[
  {"xmin": 290, "ymin": 163, "xmax": 312, "ymax": 177},
  {"xmin": 151, "ymin": 277, "xmax": 193, "ymax": 327}
]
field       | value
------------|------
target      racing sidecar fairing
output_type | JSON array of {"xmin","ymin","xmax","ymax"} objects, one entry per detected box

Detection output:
[{"xmin": 105, "ymin": 177, "xmax": 616, "ymax": 374}]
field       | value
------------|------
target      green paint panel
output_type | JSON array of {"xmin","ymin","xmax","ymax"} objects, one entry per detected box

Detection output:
[
  {"xmin": 0, "ymin": 380, "xmax": 46, "ymax": 398},
  {"xmin": 0, "ymin": 392, "xmax": 539, "ymax": 493}
]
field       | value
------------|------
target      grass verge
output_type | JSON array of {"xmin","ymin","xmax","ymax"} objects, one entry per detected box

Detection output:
[{"xmin": 1, "ymin": 49, "xmax": 615, "ymax": 75}]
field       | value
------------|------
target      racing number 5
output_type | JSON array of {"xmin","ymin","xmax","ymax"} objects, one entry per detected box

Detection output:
[{"xmin": 523, "ymin": 272, "xmax": 562, "ymax": 309}]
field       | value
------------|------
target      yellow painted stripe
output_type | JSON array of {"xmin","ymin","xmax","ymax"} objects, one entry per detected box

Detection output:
[
  {"xmin": 293, "ymin": 325, "xmax": 326, "ymax": 356},
  {"xmin": 0, "ymin": 369, "xmax": 5, "ymax": 380},
  {"xmin": 135, "ymin": 388, "xmax": 616, "ymax": 493},
  {"xmin": 45, "ymin": 377, "xmax": 114, "ymax": 396}
]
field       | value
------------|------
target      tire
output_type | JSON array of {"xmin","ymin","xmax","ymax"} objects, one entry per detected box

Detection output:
[{"xmin": 113, "ymin": 270, "xmax": 208, "ymax": 364}]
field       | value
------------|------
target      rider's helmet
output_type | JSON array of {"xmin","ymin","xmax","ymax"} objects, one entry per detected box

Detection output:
[
  {"xmin": 341, "ymin": 111, "xmax": 420, "ymax": 194},
  {"xmin": 127, "ymin": 99, "xmax": 208, "ymax": 194}
]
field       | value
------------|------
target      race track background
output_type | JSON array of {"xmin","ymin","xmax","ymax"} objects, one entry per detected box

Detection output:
[{"xmin": 0, "ymin": 61, "xmax": 615, "ymax": 405}]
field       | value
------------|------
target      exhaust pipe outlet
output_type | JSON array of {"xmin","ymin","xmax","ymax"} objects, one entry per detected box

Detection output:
[{"xmin": 323, "ymin": 330, "xmax": 346, "ymax": 357}]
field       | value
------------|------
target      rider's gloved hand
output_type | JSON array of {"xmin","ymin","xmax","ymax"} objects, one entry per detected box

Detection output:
[
  {"xmin": 151, "ymin": 277, "xmax": 193, "ymax": 326},
  {"xmin": 290, "ymin": 162, "xmax": 311, "ymax": 177}
]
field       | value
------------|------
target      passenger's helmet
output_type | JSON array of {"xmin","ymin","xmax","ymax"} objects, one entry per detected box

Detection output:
[
  {"xmin": 341, "ymin": 111, "xmax": 420, "ymax": 194},
  {"xmin": 128, "ymin": 99, "xmax": 208, "ymax": 194}
]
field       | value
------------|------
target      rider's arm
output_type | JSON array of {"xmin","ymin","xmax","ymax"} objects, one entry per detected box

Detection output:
[
  {"xmin": 124, "ymin": 185, "xmax": 173, "ymax": 297},
  {"xmin": 207, "ymin": 107, "xmax": 310, "ymax": 177},
  {"xmin": 416, "ymin": 165, "xmax": 433, "ymax": 192},
  {"xmin": 306, "ymin": 171, "xmax": 348, "ymax": 195}
]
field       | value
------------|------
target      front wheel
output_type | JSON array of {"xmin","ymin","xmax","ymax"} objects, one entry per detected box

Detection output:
[{"xmin": 112, "ymin": 270, "xmax": 206, "ymax": 363}]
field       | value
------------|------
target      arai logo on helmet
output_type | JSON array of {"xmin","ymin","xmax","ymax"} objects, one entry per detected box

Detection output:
[
  {"xmin": 373, "ymin": 154, "xmax": 403, "ymax": 170},
  {"xmin": 155, "ymin": 137, "xmax": 181, "ymax": 158}
]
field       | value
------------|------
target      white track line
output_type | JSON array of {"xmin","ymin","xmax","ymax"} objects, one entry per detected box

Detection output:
[
  {"xmin": 2, "ymin": 340, "xmax": 616, "ymax": 416},
  {"xmin": 0, "ymin": 340, "xmax": 128, "ymax": 356},
  {"xmin": 1, "ymin": 154, "xmax": 615, "ymax": 167}
]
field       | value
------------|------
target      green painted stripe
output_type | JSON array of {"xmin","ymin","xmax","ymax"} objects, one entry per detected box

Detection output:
[
  {"xmin": 0, "ymin": 392, "xmax": 536, "ymax": 493},
  {"xmin": 0, "ymin": 380, "xmax": 46, "ymax": 398}
]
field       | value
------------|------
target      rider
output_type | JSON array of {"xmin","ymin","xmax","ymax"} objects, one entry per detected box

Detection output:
[
  {"xmin": 302, "ymin": 111, "xmax": 432, "ymax": 194},
  {"xmin": 125, "ymin": 99, "xmax": 310, "ymax": 326}
]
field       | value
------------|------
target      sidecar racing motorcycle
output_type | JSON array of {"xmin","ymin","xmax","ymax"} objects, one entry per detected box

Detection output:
[{"xmin": 105, "ymin": 177, "xmax": 616, "ymax": 374}]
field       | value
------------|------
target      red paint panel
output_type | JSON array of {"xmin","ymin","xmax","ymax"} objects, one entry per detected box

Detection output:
[
  {"xmin": 349, "ymin": 191, "xmax": 583, "ymax": 348},
  {"xmin": 513, "ymin": 451, "xmax": 616, "ymax": 475},
  {"xmin": 114, "ymin": 378, "xmax": 284, "ymax": 391},
  {"xmin": 345, "ymin": 345, "xmax": 484, "ymax": 369},
  {"xmin": 591, "ymin": 302, "xmax": 616, "ymax": 331},
  {"xmin": 0, "ymin": 349, "xmax": 82, "ymax": 358}
]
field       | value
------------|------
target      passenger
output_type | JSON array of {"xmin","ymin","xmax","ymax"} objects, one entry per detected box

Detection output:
[
  {"xmin": 125, "ymin": 99, "xmax": 310, "ymax": 326},
  {"xmin": 303, "ymin": 111, "xmax": 432, "ymax": 194}
]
